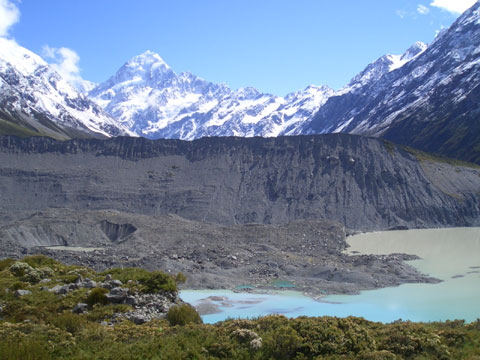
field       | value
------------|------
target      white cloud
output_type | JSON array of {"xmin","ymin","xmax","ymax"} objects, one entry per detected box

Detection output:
[
  {"xmin": 417, "ymin": 4, "xmax": 430, "ymax": 15},
  {"xmin": 43, "ymin": 45, "xmax": 83, "ymax": 84},
  {"xmin": 396, "ymin": 10, "xmax": 407, "ymax": 19},
  {"xmin": 430, "ymin": 0, "xmax": 476, "ymax": 14},
  {"xmin": 0, "ymin": 0, "xmax": 20, "ymax": 37}
]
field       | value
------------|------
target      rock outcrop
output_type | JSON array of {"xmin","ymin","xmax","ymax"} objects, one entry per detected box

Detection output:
[{"xmin": 0, "ymin": 134, "xmax": 478, "ymax": 230}]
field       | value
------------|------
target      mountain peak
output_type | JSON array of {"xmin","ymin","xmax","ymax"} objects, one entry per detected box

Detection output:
[
  {"xmin": 125, "ymin": 50, "xmax": 171, "ymax": 72},
  {"xmin": 401, "ymin": 42, "xmax": 428, "ymax": 61},
  {"xmin": 0, "ymin": 37, "xmax": 46, "ymax": 76}
]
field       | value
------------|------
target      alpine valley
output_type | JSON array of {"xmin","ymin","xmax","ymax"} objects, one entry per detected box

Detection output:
[{"xmin": 0, "ymin": 2, "xmax": 480, "ymax": 357}]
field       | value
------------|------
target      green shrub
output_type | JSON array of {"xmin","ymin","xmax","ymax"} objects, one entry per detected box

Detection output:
[
  {"xmin": 11, "ymin": 281, "xmax": 27, "ymax": 290},
  {"xmin": 357, "ymin": 350, "xmax": 397, "ymax": 360},
  {"xmin": 86, "ymin": 288, "xmax": 108, "ymax": 307},
  {"xmin": 49, "ymin": 312, "xmax": 87, "ymax": 335},
  {"xmin": 9, "ymin": 262, "xmax": 32, "ymax": 277},
  {"xmin": 0, "ymin": 258, "xmax": 15, "ymax": 271},
  {"xmin": 23, "ymin": 255, "xmax": 60, "ymax": 269},
  {"xmin": 86, "ymin": 304, "xmax": 131, "ymax": 322},
  {"xmin": 9, "ymin": 261, "xmax": 54, "ymax": 284},
  {"xmin": 101, "ymin": 267, "xmax": 151, "ymax": 283},
  {"xmin": 175, "ymin": 272, "xmax": 187, "ymax": 284},
  {"xmin": 0, "ymin": 339, "xmax": 50, "ymax": 360},
  {"xmin": 264, "ymin": 325, "xmax": 303, "ymax": 360},
  {"xmin": 141, "ymin": 271, "xmax": 176, "ymax": 293},
  {"xmin": 166, "ymin": 304, "xmax": 202, "ymax": 326},
  {"xmin": 102, "ymin": 268, "xmax": 177, "ymax": 293},
  {"xmin": 60, "ymin": 273, "xmax": 80, "ymax": 284}
]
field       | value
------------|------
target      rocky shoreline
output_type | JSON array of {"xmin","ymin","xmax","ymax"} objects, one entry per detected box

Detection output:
[{"xmin": 0, "ymin": 209, "xmax": 440, "ymax": 298}]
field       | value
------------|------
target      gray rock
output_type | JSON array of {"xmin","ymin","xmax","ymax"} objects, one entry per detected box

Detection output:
[
  {"xmin": 130, "ymin": 314, "xmax": 148, "ymax": 325},
  {"xmin": 106, "ymin": 287, "xmax": 129, "ymax": 304},
  {"xmin": 14, "ymin": 289, "xmax": 32, "ymax": 297},
  {"xmin": 48, "ymin": 285, "xmax": 64, "ymax": 294},
  {"xmin": 67, "ymin": 283, "xmax": 79, "ymax": 291},
  {"xmin": 83, "ymin": 280, "xmax": 97, "ymax": 289},
  {"xmin": 72, "ymin": 303, "xmax": 88, "ymax": 314},
  {"xmin": 126, "ymin": 296, "xmax": 138, "ymax": 306},
  {"xmin": 111, "ymin": 279, "xmax": 123, "ymax": 287}
]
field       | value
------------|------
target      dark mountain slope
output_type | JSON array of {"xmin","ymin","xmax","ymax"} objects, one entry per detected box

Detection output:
[
  {"xmin": 0, "ymin": 134, "xmax": 478, "ymax": 231},
  {"xmin": 305, "ymin": 2, "xmax": 480, "ymax": 164}
]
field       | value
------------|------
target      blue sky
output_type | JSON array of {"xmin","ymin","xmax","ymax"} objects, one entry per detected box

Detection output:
[{"xmin": 1, "ymin": 0, "xmax": 475, "ymax": 95}]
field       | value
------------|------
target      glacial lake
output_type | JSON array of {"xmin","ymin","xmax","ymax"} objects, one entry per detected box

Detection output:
[{"xmin": 180, "ymin": 227, "xmax": 480, "ymax": 324}]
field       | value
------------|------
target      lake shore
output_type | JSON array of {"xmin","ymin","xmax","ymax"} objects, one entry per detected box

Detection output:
[
  {"xmin": 181, "ymin": 227, "xmax": 480, "ymax": 323},
  {"xmin": 0, "ymin": 209, "xmax": 441, "ymax": 298}
]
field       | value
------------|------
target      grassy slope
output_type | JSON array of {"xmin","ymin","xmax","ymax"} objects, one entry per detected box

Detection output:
[
  {"xmin": 0, "ymin": 256, "xmax": 479, "ymax": 360},
  {"xmin": 0, "ymin": 117, "xmax": 44, "ymax": 138}
]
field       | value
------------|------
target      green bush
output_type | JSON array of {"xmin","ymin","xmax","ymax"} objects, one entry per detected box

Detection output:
[
  {"xmin": 0, "ymin": 339, "xmax": 50, "ymax": 360},
  {"xmin": 102, "ymin": 267, "xmax": 151, "ymax": 283},
  {"xmin": 141, "ymin": 271, "xmax": 176, "ymax": 293},
  {"xmin": 11, "ymin": 281, "xmax": 27, "ymax": 290},
  {"xmin": 264, "ymin": 325, "xmax": 303, "ymax": 360},
  {"xmin": 175, "ymin": 272, "xmax": 187, "ymax": 284},
  {"xmin": 86, "ymin": 288, "xmax": 109, "ymax": 307},
  {"xmin": 357, "ymin": 350, "xmax": 397, "ymax": 360},
  {"xmin": 102, "ymin": 268, "xmax": 177, "ymax": 293},
  {"xmin": 0, "ymin": 258, "xmax": 15, "ymax": 271},
  {"xmin": 86, "ymin": 304, "xmax": 131, "ymax": 322},
  {"xmin": 166, "ymin": 304, "xmax": 202, "ymax": 326},
  {"xmin": 9, "ymin": 262, "xmax": 32, "ymax": 277},
  {"xmin": 23, "ymin": 255, "xmax": 60, "ymax": 269},
  {"xmin": 49, "ymin": 312, "xmax": 87, "ymax": 335}
]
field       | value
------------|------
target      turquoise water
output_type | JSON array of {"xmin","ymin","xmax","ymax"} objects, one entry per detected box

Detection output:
[{"xmin": 180, "ymin": 227, "xmax": 480, "ymax": 324}]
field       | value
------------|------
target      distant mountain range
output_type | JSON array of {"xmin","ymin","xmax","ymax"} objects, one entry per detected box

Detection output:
[
  {"xmin": 88, "ymin": 51, "xmax": 334, "ymax": 139},
  {"xmin": 86, "ymin": 43, "xmax": 428, "ymax": 141},
  {"xmin": 0, "ymin": 2, "xmax": 479, "ymax": 163}
]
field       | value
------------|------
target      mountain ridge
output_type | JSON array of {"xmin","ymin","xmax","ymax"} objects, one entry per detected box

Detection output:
[
  {"xmin": 305, "ymin": 2, "xmax": 480, "ymax": 164},
  {"xmin": 1, "ymin": 134, "xmax": 478, "ymax": 230},
  {"xmin": 88, "ymin": 39, "xmax": 431, "ymax": 141},
  {"xmin": 0, "ymin": 38, "xmax": 133, "ymax": 139},
  {"xmin": 89, "ymin": 51, "xmax": 335, "ymax": 140}
]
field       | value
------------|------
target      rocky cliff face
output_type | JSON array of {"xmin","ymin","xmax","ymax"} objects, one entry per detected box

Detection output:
[{"xmin": 0, "ymin": 134, "xmax": 479, "ymax": 230}]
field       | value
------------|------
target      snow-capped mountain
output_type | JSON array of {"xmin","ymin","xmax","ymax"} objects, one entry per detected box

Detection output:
[
  {"xmin": 336, "ymin": 42, "xmax": 427, "ymax": 96},
  {"xmin": 0, "ymin": 37, "xmax": 132, "ymax": 139},
  {"xmin": 89, "ymin": 51, "xmax": 334, "ymax": 140},
  {"xmin": 305, "ymin": 2, "xmax": 480, "ymax": 163}
]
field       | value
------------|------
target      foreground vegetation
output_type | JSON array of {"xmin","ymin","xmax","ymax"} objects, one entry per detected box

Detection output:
[{"xmin": 1, "ymin": 256, "xmax": 479, "ymax": 359}]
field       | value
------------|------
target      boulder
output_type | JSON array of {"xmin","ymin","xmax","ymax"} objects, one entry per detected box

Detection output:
[
  {"xmin": 130, "ymin": 314, "xmax": 148, "ymax": 325},
  {"xmin": 83, "ymin": 280, "xmax": 97, "ymax": 289},
  {"xmin": 111, "ymin": 280, "xmax": 123, "ymax": 287},
  {"xmin": 72, "ymin": 303, "xmax": 88, "ymax": 314},
  {"xmin": 126, "ymin": 296, "xmax": 138, "ymax": 306},
  {"xmin": 14, "ymin": 289, "xmax": 32, "ymax": 297},
  {"xmin": 106, "ymin": 287, "xmax": 129, "ymax": 304},
  {"xmin": 48, "ymin": 284, "xmax": 70, "ymax": 295}
]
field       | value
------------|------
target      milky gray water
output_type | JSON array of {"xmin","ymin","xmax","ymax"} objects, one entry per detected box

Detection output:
[{"xmin": 180, "ymin": 227, "xmax": 480, "ymax": 324}]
